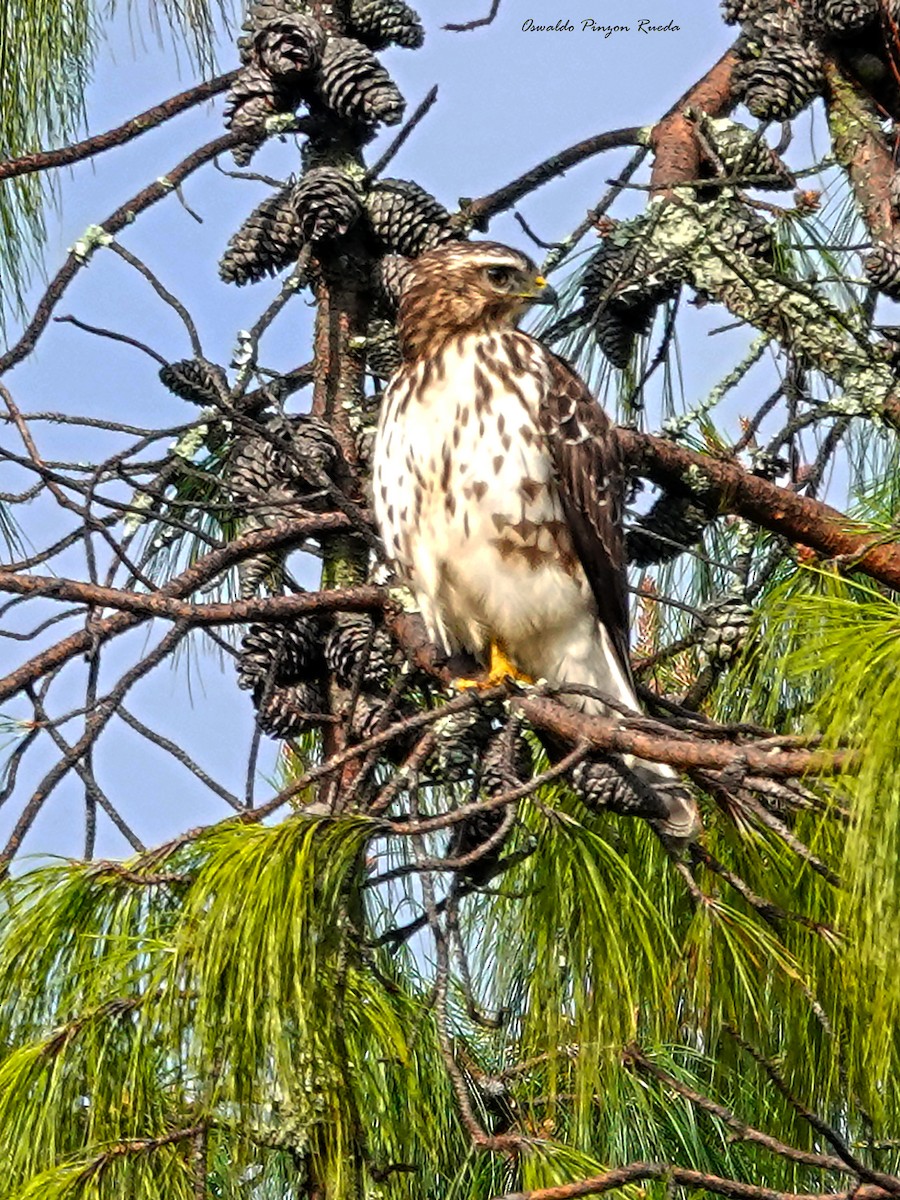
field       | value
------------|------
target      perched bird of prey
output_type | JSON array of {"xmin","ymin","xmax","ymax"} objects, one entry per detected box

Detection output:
[{"xmin": 372, "ymin": 241, "xmax": 700, "ymax": 843}]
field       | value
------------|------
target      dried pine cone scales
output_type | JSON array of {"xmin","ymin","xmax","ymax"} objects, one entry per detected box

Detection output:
[
  {"xmin": 348, "ymin": 0, "xmax": 424, "ymax": 48},
  {"xmin": 324, "ymin": 614, "xmax": 396, "ymax": 689},
  {"xmin": 627, "ymin": 493, "xmax": 715, "ymax": 566},
  {"xmin": 226, "ymin": 8, "xmax": 326, "ymax": 164},
  {"xmin": 220, "ymin": 183, "xmax": 303, "ymax": 285},
  {"xmin": 700, "ymin": 595, "xmax": 754, "ymax": 664},
  {"xmin": 696, "ymin": 116, "xmax": 794, "ymax": 190},
  {"xmin": 238, "ymin": 619, "xmax": 322, "ymax": 691},
  {"xmin": 317, "ymin": 36, "xmax": 404, "ymax": 128},
  {"xmin": 237, "ymin": 617, "xmax": 327, "ymax": 739},
  {"xmin": 366, "ymin": 179, "xmax": 454, "ymax": 256},
  {"xmin": 865, "ymin": 244, "xmax": 900, "ymax": 299},
  {"xmin": 727, "ymin": 0, "xmax": 828, "ymax": 123},
  {"xmin": 293, "ymin": 167, "xmax": 363, "ymax": 242},
  {"xmin": 810, "ymin": 0, "xmax": 878, "ymax": 31},
  {"xmin": 446, "ymin": 727, "xmax": 530, "ymax": 884},
  {"xmin": 735, "ymin": 43, "xmax": 824, "ymax": 121},
  {"xmin": 582, "ymin": 237, "xmax": 678, "ymax": 367},
  {"xmin": 257, "ymin": 680, "xmax": 327, "ymax": 738},
  {"xmin": 159, "ymin": 358, "xmax": 228, "ymax": 406}
]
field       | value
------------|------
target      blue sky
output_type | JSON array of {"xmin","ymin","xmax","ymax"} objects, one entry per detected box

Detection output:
[{"xmin": 2, "ymin": 2, "xmax": 750, "ymax": 860}]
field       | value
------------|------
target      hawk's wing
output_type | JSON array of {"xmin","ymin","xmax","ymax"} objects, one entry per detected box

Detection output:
[{"xmin": 540, "ymin": 350, "xmax": 634, "ymax": 685}]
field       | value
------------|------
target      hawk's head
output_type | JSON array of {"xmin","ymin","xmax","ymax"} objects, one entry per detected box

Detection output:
[{"xmin": 396, "ymin": 241, "xmax": 558, "ymax": 361}]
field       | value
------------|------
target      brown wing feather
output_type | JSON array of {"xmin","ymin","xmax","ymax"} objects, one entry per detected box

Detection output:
[{"xmin": 540, "ymin": 350, "xmax": 633, "ymax": 684}]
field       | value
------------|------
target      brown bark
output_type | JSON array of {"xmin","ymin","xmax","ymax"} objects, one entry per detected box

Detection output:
[
  {"xmin": 492, "ymin": 1164, "xmax": 892, "ymax": 1200},
  {"xmin": 515, "ymin": 696, "xmax": 853, "ymax": 779},
  {"xmin": 617, "ymin": 427, "xmax": 900, "ymax": 590},
  {"xmin": 649, "ymin": 47, "xmax": 740, "ymax": 194},
  {"xmin": 0, "ymin": 573, "xmax": 384, "ymax": 626},
  {"xmin": 0, "ymin": 515, "xmax": 353, "ymax": 705}
]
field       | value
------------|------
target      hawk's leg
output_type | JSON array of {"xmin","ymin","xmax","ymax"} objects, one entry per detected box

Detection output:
[{"xmin": 455, "ymin": 642, "xmax": 535, "ymax": 690}]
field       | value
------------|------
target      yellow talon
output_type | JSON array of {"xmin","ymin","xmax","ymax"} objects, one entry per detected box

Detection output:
[{"xmin": 454, "ymin": 642, "xmax": 535, "ymax": 690}]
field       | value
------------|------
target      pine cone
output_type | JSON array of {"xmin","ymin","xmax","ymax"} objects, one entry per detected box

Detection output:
[
  {"xmin": 574, "ymin": 759, "xmax": 701, "ymax": 846},
  {"xmin": 227, "ymin": 413, "xmax": 339, "ymax": 597},
  {"xmin": 698, "ymin": 118, "xmax": 794, "ymax": 190},
  {"xmin": 365, "ymin": 317, "xmax": 402, "ymax": 378},
  {"xmin": 809, "ymin": 0, "xmax": 877, "ymax": 31},
  {"xmin": 582, "ymin": 240, "xmax": 678, "ymax": 367},
  {"xmin": 292, "ymin": 167, "xmax": 362, "ymax": 243},
  {"xmin": 366, "ymin": 179, "xmax": 454, "ymax": 256},
  {"xmin": 238, "ymin": 618, "xmax": 322, "ymax": 691},
  {"xmin": 710, "ymin": 200, "xmax": 776, "ymax": 264},
  {"xmin": 346, "ymin": 690, "xmax": 395, "ymax": 740},
  {"xmin": 224, "ymin": 63, "xmax": 282, "ymax": 166},
  {"xmin": 375, "ymin": 253, "xmax": 414, "ymax": 310},
  {"xmin": 159, "ymin": 358, "xmax": 228, "ymax": 406},
  {"xmin": 583, "ymin": 239, "xmax": 676, "ymax": 309},
  {"xmin": 582, "ymin": 244, "xmax": 655, "ymax": 328},
  {"xmin": 721, "ymin": 0, "xmax": 755, "ymax": 22},
  {"xmin": 234, "ymin": 413, "xmax": 338, "ymax": 495},
  {"xmin": 238, "ymin": 0, "xmax": 318, "ymax": 58},
  {"xmin": 428, "ymin": 707, "xmax": 494, "ymax": 783},
  {"xmin": 256, "ymin": 679, "xmax": 327, "ymax": 739},
  {"xmin": 220, "ymin": 183, "xmax": 303, "ymax": 286},
  {"xmin": 317, "ymin": 36, "xmax": 405, "ymax": 128},
  {"xmin": 228, "ymin": 10, "xmax": 324, "ymax": 164},
  {"xmin": 744, "ymin": 4, "xmax": 807, "ymax": 45},
  {"xmin": 480, "ymin": 728, "xmax": 531, "ymax": 795},
  {"xmin": 627, "ymin": 494, "xmax": 715, "ymax": 566},
  {"xmin": 446, "ymin": 727, "xmax": 530, "ymax": 885},
  {"xmin": 573, "ymin": 757, "xmax": 675, "ymax": 820},
  {"xmin": 286, "ymin": 413, "xmax": 341, "ymax": 483},
  {"xmin": 734, "ymin": 43, "xmax": 824, "ymax": 121},
  {"xmin": 252, "ymin": 13, "xmax": 326, "ymax": 79},
  {"xmin": 591, "ymin": 310, "xmax": 639, "ymax": 369},
  {"xmin": 700, "ymin": 596, "xmax": 754, "ymax": 664},
  {"xmin": 348, "ymin": 0, "xmax": 424, "ymax": 48},
  {"xmin": 228, "ymin": 431, "xmax": 298, "ymax": 521},
  {"xmin": 865, "ymin": 243, "xmax": 900, "ymax": 299},
  {"xmin": 228, "ymin": 426, "xmax": 299, "ymax": 597},
  {"xmin": 324, "ymin": 613, "xmax": 396, "ymax": 689},
  {"xmin": 721, "ymin": 0, "xmax": 782, "ymax": 22}
]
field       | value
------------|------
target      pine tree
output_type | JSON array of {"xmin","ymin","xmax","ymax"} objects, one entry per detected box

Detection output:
[{"xmin": 3, "ymin": 2, "xmax": 900, "ymax": 1197}]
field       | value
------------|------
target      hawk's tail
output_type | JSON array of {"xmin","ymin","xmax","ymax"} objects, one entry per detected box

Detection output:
[
  {"xmin": 570, "ymin": 752, "xmax": 702, "ymax": 848},
  {"xmin": 624, "ymin": 758, "xmax": 703, "ymax": 847},
  {"xmin": 541, "ymin": 630, "xmax": 703, "ymax": 845}
]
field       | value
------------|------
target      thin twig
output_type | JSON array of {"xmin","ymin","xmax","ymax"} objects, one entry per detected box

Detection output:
[
  {"xmin": 53, "ymin": 315, "xmax": 169, "ymax": 365},
  {"xmin": 444, "ymin": 0, "xmax": 502, "ymax": 30},
  {"xmin": 364, "ymin": 86, "xmax": 439, "ymax": 183}
]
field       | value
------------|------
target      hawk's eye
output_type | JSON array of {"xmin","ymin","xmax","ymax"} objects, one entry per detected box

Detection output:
[{"xmin": 485, "ymin": 265, "xmax": 515, "ymax": 289}]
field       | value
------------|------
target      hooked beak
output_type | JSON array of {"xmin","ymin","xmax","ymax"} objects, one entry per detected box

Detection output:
[{"xmin": 527, "ymin": 274, "xmax": 559, "ymax": 307}]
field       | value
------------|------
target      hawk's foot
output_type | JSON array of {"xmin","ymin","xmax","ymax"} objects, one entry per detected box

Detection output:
[{"xmin": 454, "ymin": 642, "xmax": 535, "ymax": 690}]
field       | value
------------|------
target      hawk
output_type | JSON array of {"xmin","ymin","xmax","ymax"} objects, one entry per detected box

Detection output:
[{"xmin": 372, "ymin": 241, "xmax": 700, "ymax": 843}]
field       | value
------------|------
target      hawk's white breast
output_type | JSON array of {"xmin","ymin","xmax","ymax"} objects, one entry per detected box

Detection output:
[{"xmin": 372, "ymin": 331, "xmax": 629, "ymax": 701}]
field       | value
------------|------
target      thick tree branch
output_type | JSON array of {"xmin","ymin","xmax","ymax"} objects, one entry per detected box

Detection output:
[
  {"xmin": 616, "ymin": 427, "xmax": 900, "ymax": 590},
  {"xmin": 0, "ymin": 514, "xmax": 353, "ymax": 704},
  {"xmin": 514, "ymin": 695, "xmax": 853, "ymax": 779},
  {"xmin": 649, "ymin": 46, "xmax": 739, "ymax": 193},
  {"xmin": 492, "ymin": 1164, "xmax": 892, "ymax": 1200},
  {"xmin": 0, "ymin": 571, "xmax": 384, "ymax": 626}
]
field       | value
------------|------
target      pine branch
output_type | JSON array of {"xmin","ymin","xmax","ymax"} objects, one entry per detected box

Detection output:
[
  {"xmin": 0, "ymin": 72, "xmax": 238, "ymax": 183},
  {"xmin": 492, "ymin": 1164, "xmax": 895, "ymax": 1200}
]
